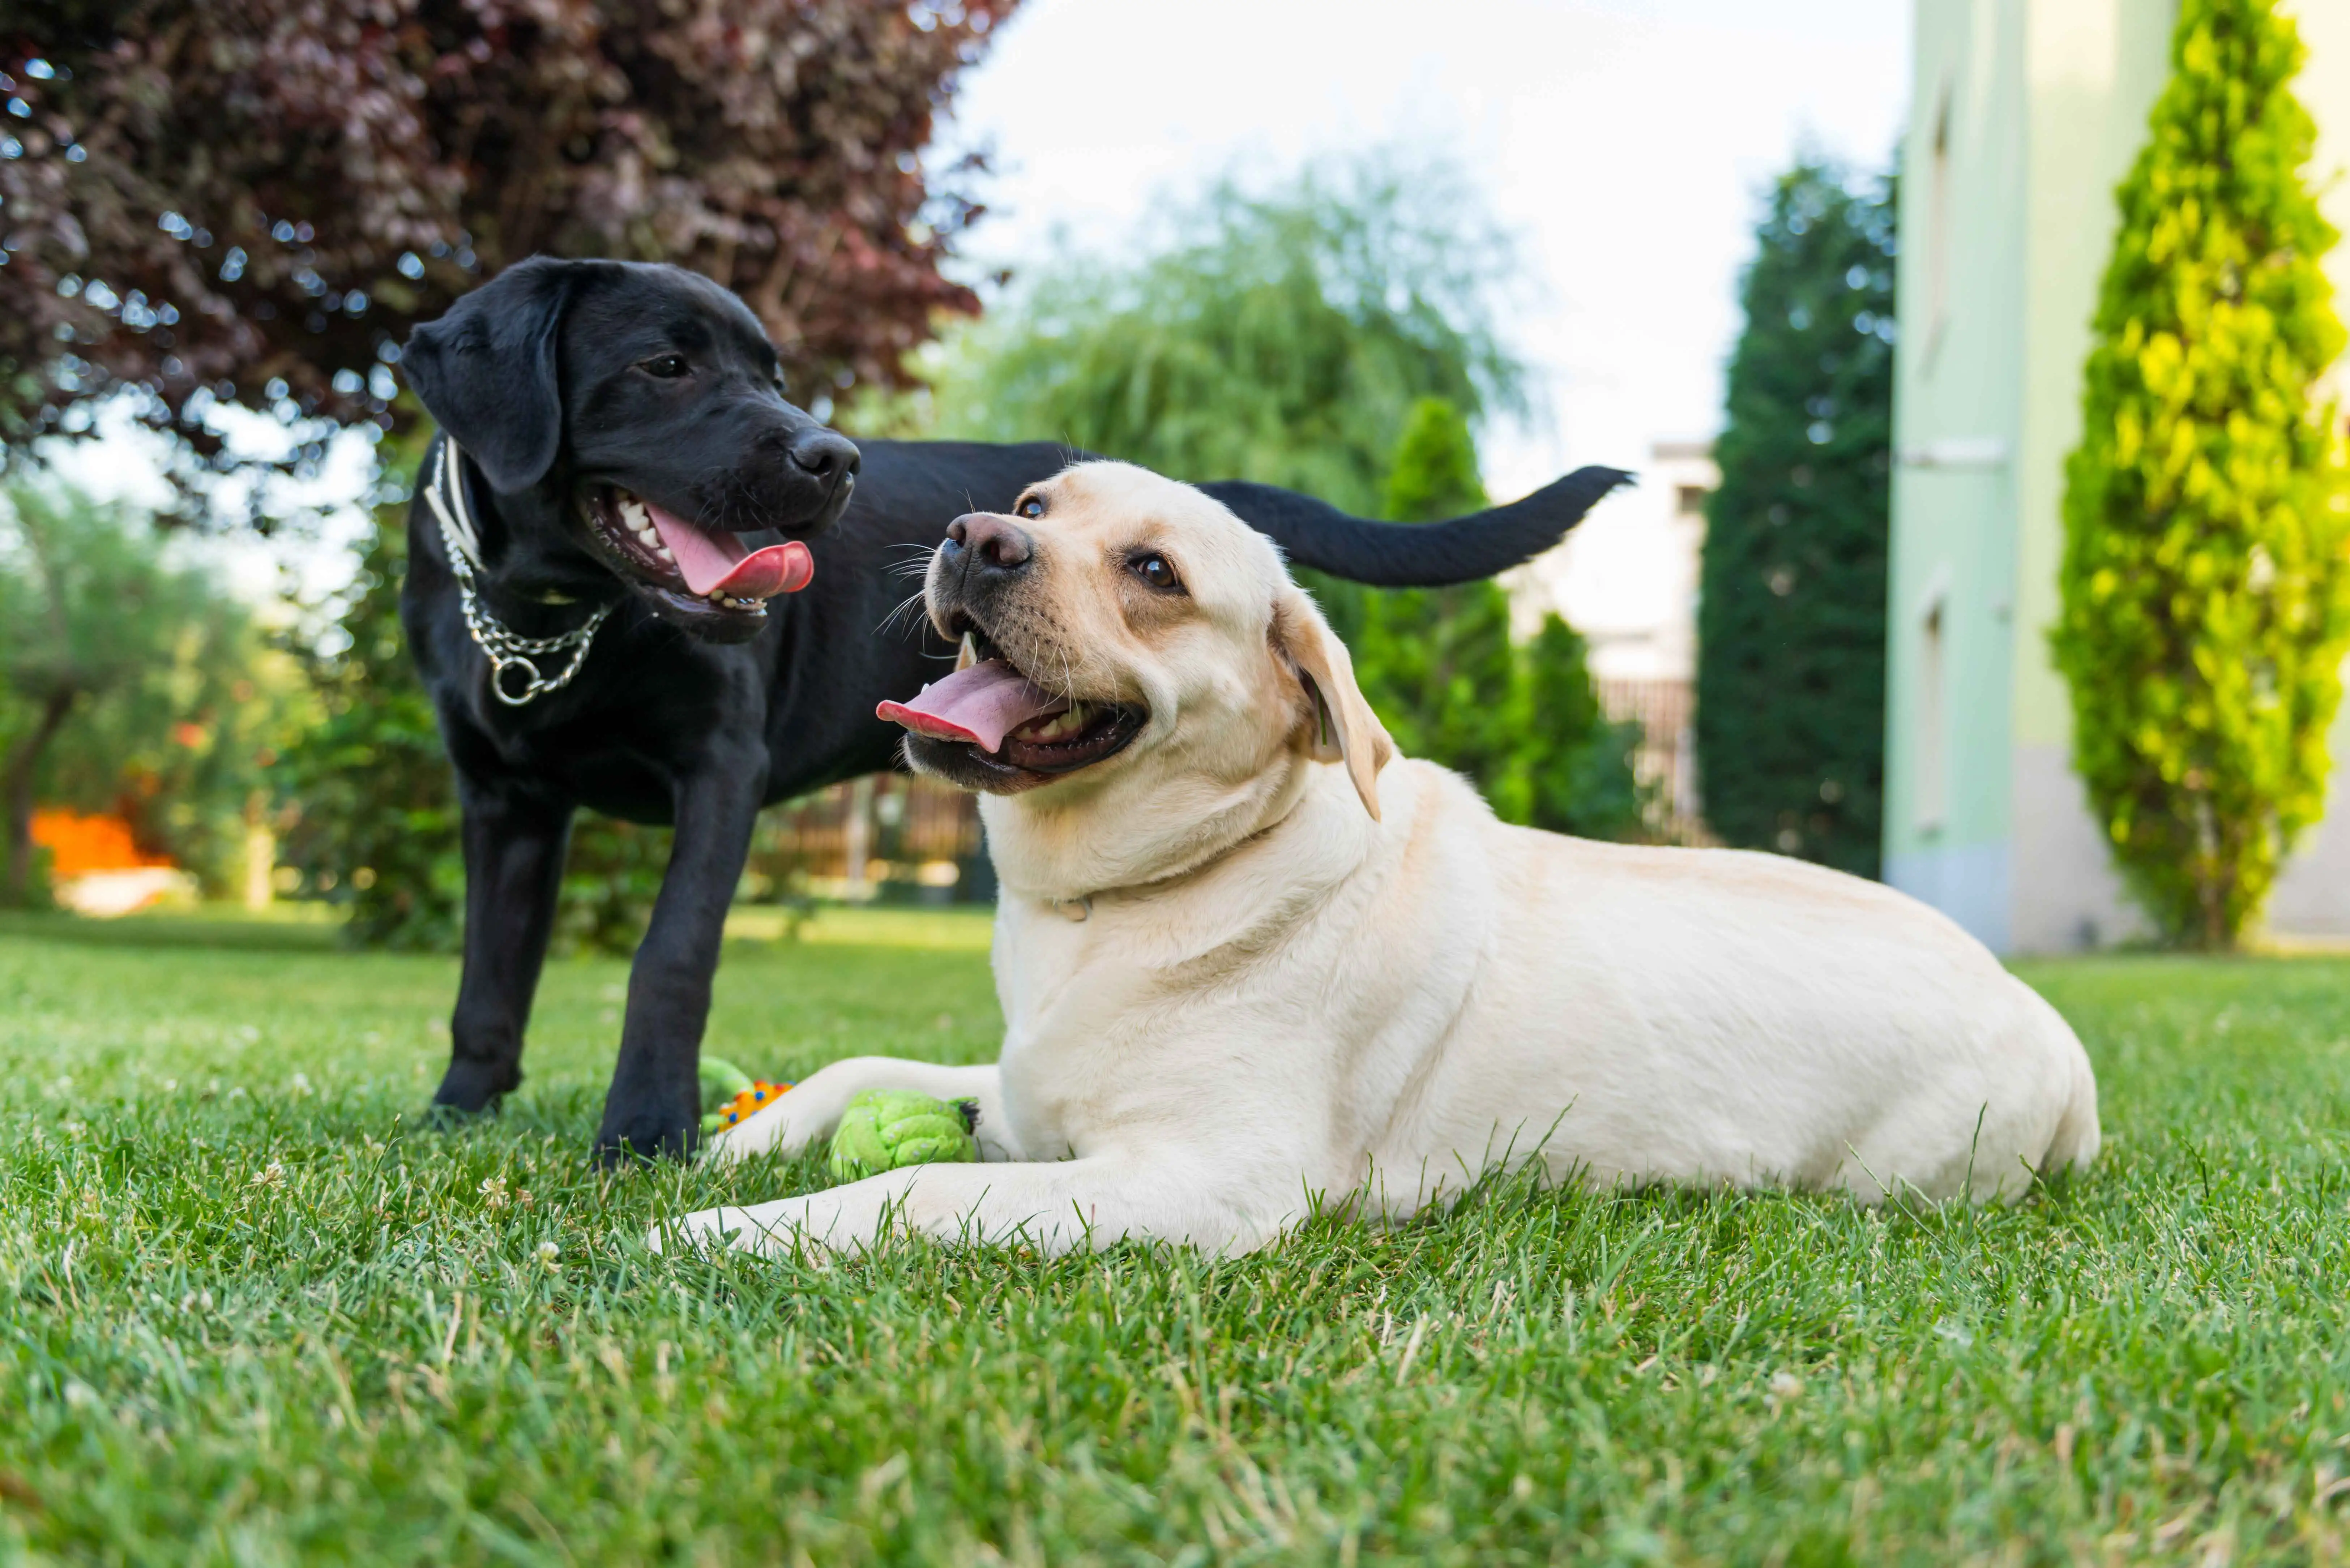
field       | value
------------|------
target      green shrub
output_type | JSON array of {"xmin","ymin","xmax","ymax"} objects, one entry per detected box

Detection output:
[
  {"xmin": 274, "ymin": 499, "xmax": 467, "ymax": 950},
  {"xmin": 2053, "ymin": 0, "xmax": 2350, "ymax": 948},
  {"xmin": 1522, "ymin": 614, "xmax": 1646, "ymax": 840}
]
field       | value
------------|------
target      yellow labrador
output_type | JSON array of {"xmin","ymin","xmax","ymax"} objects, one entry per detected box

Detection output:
[{"xmin": 658, "ymin": 462, "xmax": 2099, "ymax": 1258}]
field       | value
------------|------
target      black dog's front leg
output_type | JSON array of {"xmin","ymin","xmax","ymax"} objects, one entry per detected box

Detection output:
[
  {"xmin": 593, "ymin": 755, "xmax": 767, "ymax": 1162},
  {"xmin": 435, "ymin": 778, "xmax": 574, "ymax": 1117}
]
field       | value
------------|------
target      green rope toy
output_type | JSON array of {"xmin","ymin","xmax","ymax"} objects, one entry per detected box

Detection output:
[
  {"xmin": 827, "ymin": 1089, "xmax": 981, "ymax": 1183},
  {"xmin": 700, "ymin": 1058, "xmax": 979, "ymax": 1181}
]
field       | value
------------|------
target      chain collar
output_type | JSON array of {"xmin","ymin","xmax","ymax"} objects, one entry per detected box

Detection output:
[{"xmin": 420, "ymin": 440, "xmax": 613, "ymax": 708}]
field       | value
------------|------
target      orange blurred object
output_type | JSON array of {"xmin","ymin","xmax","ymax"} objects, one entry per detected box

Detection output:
[
  {"xmin": 29, "ymin": 810, "xmax": 175, "ymax": 878},
  {"xmin": 711, "ymin": 1081, "xmax": 794, "ymax": 1131}
]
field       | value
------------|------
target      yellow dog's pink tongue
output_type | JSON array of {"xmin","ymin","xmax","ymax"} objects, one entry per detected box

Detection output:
[
  {"xmin": 644, "ymin": 501, "xmax": 814, "ymax": 598},
  {"xmin": 877, "ymin": 659, "xmax": 1068, "ymax": 752}
]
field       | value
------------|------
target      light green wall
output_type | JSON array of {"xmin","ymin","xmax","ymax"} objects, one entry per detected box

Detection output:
[
  {"xmin": 2011, "ymin": 0, "xmax": 2177, "ymax": 752},
  {"xmin": 1886, "ymin": 0, "xmax": 2034, "ymax": 942}
]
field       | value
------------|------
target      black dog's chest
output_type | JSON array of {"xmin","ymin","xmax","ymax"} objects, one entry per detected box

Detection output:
[{"xmin": 495, "ymin": 726, "xmax": 682, "ymax": 825}]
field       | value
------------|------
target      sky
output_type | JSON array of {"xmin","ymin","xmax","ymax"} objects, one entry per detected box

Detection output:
[{"xmin": 939, "ymin": 0, "xmax": 1914, "ymax": 499}]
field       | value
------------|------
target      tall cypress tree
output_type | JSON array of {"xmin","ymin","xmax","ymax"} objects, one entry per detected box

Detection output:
[
  {"xmin": 2054, "ymin": 0, "xmax": 2349, "ymax": 948},
  {"xmin": 1696, "ymin": 162, "xmax": 1896, "ymax": 878}
]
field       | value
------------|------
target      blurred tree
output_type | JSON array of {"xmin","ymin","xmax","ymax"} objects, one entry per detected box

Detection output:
[
  {"xmin": 2054, "ymin": 0, "xmax": 2348, "ymax": 948},
  {"xmin": 908, "ymin": 155, "xmax": 1526, "ymax": 516},
  {"xmin": 1697, "ymin": 160, "xmax": 1896, "ymax": 879},
  {"xmin": 0, "ymin": 0, "xmax": 1013, "ymax": 474},
  {"xmin": 0, "ymin": 480, "xmax": 287, "ymax": 904}
]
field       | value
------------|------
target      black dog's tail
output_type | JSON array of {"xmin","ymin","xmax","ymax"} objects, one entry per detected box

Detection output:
[{"xmin": 1198, "ymin": 465, "xmax": 1633, "ymax": 588}]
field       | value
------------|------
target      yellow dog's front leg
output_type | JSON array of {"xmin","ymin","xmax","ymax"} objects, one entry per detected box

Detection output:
[
  {"xmin": 704, "ymin": 1058, "xmax": 1009, "ymax": 1164},
  {"xmin": 653, "ymin": 1153, "xmax": 1286, "ymax": 1259}
]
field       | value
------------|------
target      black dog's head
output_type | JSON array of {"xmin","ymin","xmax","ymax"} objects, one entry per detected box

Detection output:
[{"xmin": 402, "ymin": 257, "xmax": 860, "ymax": 642}]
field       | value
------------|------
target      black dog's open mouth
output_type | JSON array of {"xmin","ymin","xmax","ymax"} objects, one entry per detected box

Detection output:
[
  {"xmin": 878, "ymin": 622, "xmax": 1144, "ymax": 786},
  {"xmin": 580, "ymin": 485, "xmax": 815, "ymax": 625}
]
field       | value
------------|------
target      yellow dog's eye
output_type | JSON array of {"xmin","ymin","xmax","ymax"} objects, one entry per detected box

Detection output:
[
  {"xmin": 1015, "ymin": 496, "xmax": 1045, "ymax": 519},
  {"xmin": 1128, "ymin": 552, "xmax": 1182, "ymax": 593}
]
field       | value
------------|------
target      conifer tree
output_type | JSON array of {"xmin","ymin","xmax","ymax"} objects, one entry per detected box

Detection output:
[
  {"xmin": 1697, "ymin": 161, "xmax": 1896, "ymax": 878},
  {"xmin": 1350, "ymin": 399, "xmax": 1531, "ymax": 816},
  {"xmin": 2054, "ymin": 0, "xmax": 2349, "ymax": 948}
]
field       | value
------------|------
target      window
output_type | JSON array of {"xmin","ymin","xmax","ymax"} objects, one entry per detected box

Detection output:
[
  {"xmin": 1674, "ymin": 485, "xmax": 1710, "ymax": 519},
  {"xmin": 1915, "ymin": 594, "xmax": 1949, "ymax": 832},
  {"xmin": 1926, "ymin": 89, "xmax": 1953, "ymax": 365}
]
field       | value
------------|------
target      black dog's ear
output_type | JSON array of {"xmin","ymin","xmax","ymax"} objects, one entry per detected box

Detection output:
[{"xmin": 402, "ymin": 257, "xmax": 581, "ymax": 493}]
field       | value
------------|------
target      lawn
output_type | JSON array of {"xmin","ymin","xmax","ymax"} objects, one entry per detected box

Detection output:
[{"xmin": 2, "ymin": 908, "xmax": 2347, "ymax": 1565}]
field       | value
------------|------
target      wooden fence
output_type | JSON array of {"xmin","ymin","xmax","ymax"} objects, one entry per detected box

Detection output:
[
  {"xmin": 746, "ymin": 772, "xmax": 989, "ymax": 903},
  {"xmin": 1595, "ymin": 677, "xmax": 1716, "ymax": 847}
]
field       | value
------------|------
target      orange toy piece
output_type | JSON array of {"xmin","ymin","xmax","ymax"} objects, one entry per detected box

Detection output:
[
  {"xmin": 711, "ymin": 1080, "xmax": 792, "ymax": 1131},
  {"xmin": 698, "ymin": 1057, "xmax": 793, "ymax": 1134}
]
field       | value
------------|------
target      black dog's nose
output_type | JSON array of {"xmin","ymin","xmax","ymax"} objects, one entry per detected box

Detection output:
[
  {"xmin": 789, "ymin": 429, "xmax": 861, "ymax": 485},
  {"xmin": 945, "ymin": 512, "xmax": 1032, "ymax": 571}
]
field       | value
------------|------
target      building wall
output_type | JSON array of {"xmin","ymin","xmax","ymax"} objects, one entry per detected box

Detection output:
[
  {"xmin": 2003, "ymin": 0, "xmax": 2177, "ymax": 951},
  {"xmin": 1885, "ymin": 0, "xmax": 2034, "ymax": 949},
  {"xmin": 1889, "ymin": 0, "xmax": 2350, "ymax": 951}
]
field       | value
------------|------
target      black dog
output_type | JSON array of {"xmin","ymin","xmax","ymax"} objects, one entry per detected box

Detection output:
[{"xmin": 400, "ymin": 257, "xmax": 1627, "ymax": 1161}]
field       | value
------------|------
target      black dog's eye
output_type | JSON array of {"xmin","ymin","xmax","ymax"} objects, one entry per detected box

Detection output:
[
  {"xmin": 1015, "ymin": 496, "xmax": 1045, "ymax": 519},
  {"xmin": 1128, "ymin": 552, "xmax": 1183, "ymax": 594},
  {"xmin": 640, "ymin": 353, "xmax": 690, "ymax": 379}
]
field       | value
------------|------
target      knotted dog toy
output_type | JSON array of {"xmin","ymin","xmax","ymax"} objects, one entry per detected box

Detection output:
[{"xmin": 826, "ymin": 1089, "xmax": 980, "ymax": 1183}]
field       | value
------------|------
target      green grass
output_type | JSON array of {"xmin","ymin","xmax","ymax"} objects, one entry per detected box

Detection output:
[{"xmin": 3, "ymin": 909, "xmax": 2348, "ymax": 1565}]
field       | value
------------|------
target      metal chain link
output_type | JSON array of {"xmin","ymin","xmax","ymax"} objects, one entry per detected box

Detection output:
[
  {"xmin": 454, "ymin": 573, "xmax": 613, "ymax": 707},
  {"xmin": 424, "ymin": 439, "xmax": 612, "ymax": 708}
]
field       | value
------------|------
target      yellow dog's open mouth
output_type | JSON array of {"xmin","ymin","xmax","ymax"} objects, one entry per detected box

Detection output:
[{"xmin": 878, "ymin": 631, "xmax": 1142, "ymax": 778}]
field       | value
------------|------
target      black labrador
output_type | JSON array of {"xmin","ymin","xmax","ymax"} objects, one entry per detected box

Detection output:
[{"xmin": 399, "ymin": 257, "xmax": 1627, "ymax": 1161}]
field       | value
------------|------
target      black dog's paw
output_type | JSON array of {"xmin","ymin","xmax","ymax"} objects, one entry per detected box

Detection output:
[
  {"xmin": 592, "ymin": 1112, "xmax": 701, "ymax": 1168},
  {"xmin": 430, "ymin": 1058, "xmax": 521, "ymax": 1119},
  {"xmin": 421, "ymin": 1101, "xmax": 497, "ymax": 1134}
]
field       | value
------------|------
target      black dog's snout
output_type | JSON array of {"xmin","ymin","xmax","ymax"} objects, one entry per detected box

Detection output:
[
  {"xmin": 789, "ymin": 429, "xmax": 861, "ymax": 486},
  {"xmin": 944, "ymin": 512, "xmax": 1033, "ymax": 573}
]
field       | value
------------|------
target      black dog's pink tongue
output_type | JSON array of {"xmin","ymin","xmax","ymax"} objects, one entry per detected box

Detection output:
[
  {"xmin": 643, "ymin": 500, "xmax": 814, "ymax": 598},
  {"xmin": 877, "ymin": 660, "xmax": 1067, "ymax": 753}
]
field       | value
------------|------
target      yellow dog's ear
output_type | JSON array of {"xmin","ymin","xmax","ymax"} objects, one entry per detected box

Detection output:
[{"xmin": 1272, "ymin": 585, "xmax": 1393, "ymax": 819}]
